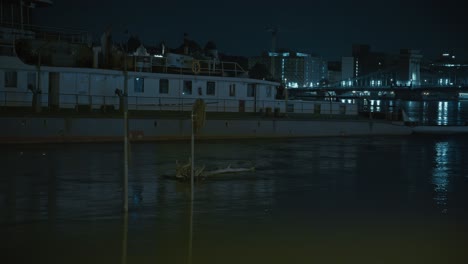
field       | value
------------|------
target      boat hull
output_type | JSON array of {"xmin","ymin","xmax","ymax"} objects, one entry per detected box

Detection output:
[{"xmin": 0, "ymin": 116, "xmax": 412, "ymax": 144}]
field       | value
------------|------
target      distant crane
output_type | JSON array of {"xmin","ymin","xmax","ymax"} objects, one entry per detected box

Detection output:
[
  {"xmin": 266, "ymin": 25, "xmax": 279, "ymax": 53},
  {"xmin": 266, "ymin": 25, "xmax": 280, "ymax": 78}
]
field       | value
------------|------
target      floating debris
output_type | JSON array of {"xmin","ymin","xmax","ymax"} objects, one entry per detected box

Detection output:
[
  {"xmin": 175, "ymin": 159, "xmax": 205, "ymax": 181},
  {"xmin": 168, "ymin": 159, "xmax": 255, "ymax": 182}
]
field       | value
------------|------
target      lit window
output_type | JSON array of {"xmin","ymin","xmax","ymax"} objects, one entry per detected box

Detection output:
[
  {"xmin": 159, "ymin": 79, "xmax": 169, "ymax": 94},
  {"xmin": 183, "ymin": 80, "xmax": 192, "ymax": 95},
  {"xmin": 5, "ymin": 71, "xmax": 17, "ymax": 88},
  {"xmin": 206, "ymin": 81, "xmax": 215, "ymax": 95}
]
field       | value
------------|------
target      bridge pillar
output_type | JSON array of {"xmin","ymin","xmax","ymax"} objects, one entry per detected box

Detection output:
[{"xmin": 394, "ymin": 90, "xmax": 418, "ymax": 100}]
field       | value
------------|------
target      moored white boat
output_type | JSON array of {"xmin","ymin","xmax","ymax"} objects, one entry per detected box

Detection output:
[
  {"xmin": 0, "ymin": 6, "xmax": 357, "ymax": 117},
  {"xmin": 0, "ymin": 1, "xmax": 413, "ymax": 143}
]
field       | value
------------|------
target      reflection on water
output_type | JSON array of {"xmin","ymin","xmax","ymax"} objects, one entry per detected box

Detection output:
[
  {"xmin": 356, "ymin": 99, "xmax": 468, "ymax": 126},
  {"xmin": 1, "ymin": 137, "xmax": 468, "ymax": 263},
  {"xmin": 401, "ymin": 100, "xmax": 468, "ymax": 125},
  {"xmin": 437, "ymin": 101, "xmax": 449, "ymax": 125},
  {"xmin": 432, "ymin": 141, "xmax": 450, "ymax": 213}
]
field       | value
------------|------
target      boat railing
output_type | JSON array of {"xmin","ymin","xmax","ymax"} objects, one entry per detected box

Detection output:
[
  {"xmin": 0, "ymin": 90, "xmax": 261, "ymax": 112},
  {"xmin": 0, "ymin": 90, "xmax": 33, "ymax": 107},
  {"xmin": 129, "ymin": 55, "xmax": 247, "ymax": 77},
  {"xmin": 0, "ymin": 90, "xmax": 357, "ymax": 116},
  {"xmin": 0, "ymin": 21, "xmax": 91, "ymax": 44}
]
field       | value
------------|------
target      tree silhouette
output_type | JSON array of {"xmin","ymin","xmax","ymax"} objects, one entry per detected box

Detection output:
[
  {"xmin": 127, "ymin": 35, "xmax": 141, "ymax": 53},
  {"xmin": 249, "ymin": 63, "xmax": 270, "ymax": 80}
]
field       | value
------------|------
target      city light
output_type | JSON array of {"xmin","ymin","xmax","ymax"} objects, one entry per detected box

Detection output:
[{"xmin": 288, "ymin": 82, "xmax": 299, "ymax": 88}]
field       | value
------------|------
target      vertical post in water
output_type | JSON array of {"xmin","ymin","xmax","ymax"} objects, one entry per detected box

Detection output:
[
  {"xmin": 188, "ymin": 197, "xmax": 193, "ymax": 264},
  {"xmin": 284, "ymin": 78, "xmax": 288, "ymax": 114},
  {"xmin": 191, "ymin": 110, "xmax": 194, "ymax": 201},
  {"xmin": 123, "ymin": 58, "xmax": 129, "ymax": 212},
  {"xmin": 121, "ymin": 212, "xmax": 128, "ymax": 264}
]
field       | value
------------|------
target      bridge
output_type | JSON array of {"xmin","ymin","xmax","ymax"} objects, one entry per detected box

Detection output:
[
  {"xmin": 288, "ymin": 85, "xmax": 468, "ymax": 101},
  {"xmin": 296, "ymin": 85, "xmax": 468, "ymax": 93},
  {"xmin": 287, "ymin": 67, "xmax": 468, "ymax": 100}
]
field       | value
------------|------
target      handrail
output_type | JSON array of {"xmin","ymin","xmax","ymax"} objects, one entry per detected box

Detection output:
[
  {"xmin": 0, "ymin": 90, "xmax": 358, "ymax": 116},
  {"xmin": 132, "ymin": 55, "xmax": 248, "ymax": 77},
  {"xmin": 0, "ymin": 21, "xmax": 90, "ymax": 44}
]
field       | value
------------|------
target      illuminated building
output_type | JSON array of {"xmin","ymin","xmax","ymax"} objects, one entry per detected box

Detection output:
[
  {"xmin": 248, "ymin": 51, "xmax": 327, "ymax": 88},
  {"xmin": 421, "ymin": 52, "xmax": 468, "ymax": 86},
  {"xmin": 339, "ymin": 44, "xmax": 422, "ymax": 87}
]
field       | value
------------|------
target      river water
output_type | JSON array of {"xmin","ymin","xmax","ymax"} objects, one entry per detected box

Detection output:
[
  {"xmin": 1, "ymin": 134, "xmax": 468, "ymax": 263},
  {"xmin": 360, "ymin": 99, "xmax": 468, "ymax": 125}
]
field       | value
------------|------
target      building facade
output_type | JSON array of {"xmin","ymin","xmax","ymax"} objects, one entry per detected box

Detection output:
[
  {"xmin": 339, "ymin": 44, "xmax": 422, "ymax": 87},
  {"xmin": 249, "ymin": 51, "xmax": 327, "ymax": 88},
  {"xmin": 421, "ymin": 53, "xmax": 468, "ymax": 86}
]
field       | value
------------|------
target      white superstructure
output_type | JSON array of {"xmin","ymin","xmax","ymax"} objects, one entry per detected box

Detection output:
[{"xmin": 0, "ymin": 1, "xmax": 357, "ymax": 116}]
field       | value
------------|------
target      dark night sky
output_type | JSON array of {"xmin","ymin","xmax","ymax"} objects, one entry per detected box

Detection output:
[{"xmin": 33, "ymin": 0, "xmax": 468, "ymax": 61}]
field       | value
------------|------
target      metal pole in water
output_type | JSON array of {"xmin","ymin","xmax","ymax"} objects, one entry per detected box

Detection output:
[
  {"xmin": 121, "ymin": 212, "xmax": 128, "ymax": 264},
  {"xmin": 123, "ymin": 60, "xmax": 129, "ymax": 212},
  {"xmin": 191, "ymin": 110, "xmax": 194, "ymax": 201},
  {"xmin": 188, "ymin": 197, "xmax": 193, "ymax": 264},
  {"xmin": 124, "ymin": 111, "xmax": 128, "ymax": 212}
]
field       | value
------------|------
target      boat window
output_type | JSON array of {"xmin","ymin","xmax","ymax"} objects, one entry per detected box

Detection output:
[
  {"xmin": 229, "ymin": 84, "xmax": 236, "ymax": 97},
  {"xmin": 134, "ymin": 77, "xmax": 144, "ymax": 93},
  {"xmin": 206, "ymin": 81, "xmax": 215, "ymax": 95},
  {"xmin": 5, "ymin": 71, "xmax": 17, "ymax": 88},
  {"xmin": 266, "ymin": 86, "xmax": 272, "ymax": 98},
  {"xmin": 159, "ymin": 79, "xmax": 169, "ymax": 94},
  {"xmin": 183, "ymin": 80, "xmax": 192, "ymax": 95},
  {"xmin": 27, "ymin": 72, "xmax": 36, "ymax": 91},
  {"xmin": 247, "ymin": 84, "xmax": 256, "ymax": 97}
]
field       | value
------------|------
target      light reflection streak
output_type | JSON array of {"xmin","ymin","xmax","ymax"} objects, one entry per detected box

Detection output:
[
  {"xmin": 422, "ymin": 101, "xmax": 428, "ymax": 124},
  {"xmin": 432, "ymin": 141, "xmax": 450, "ymax": 213},
  {"xmin": 437, "ymin": 101, "xmax": 448, "ymax": 125},
  {"xmin": 457, "ymin": 101, "xmax": 462, "ymax": 124}
]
